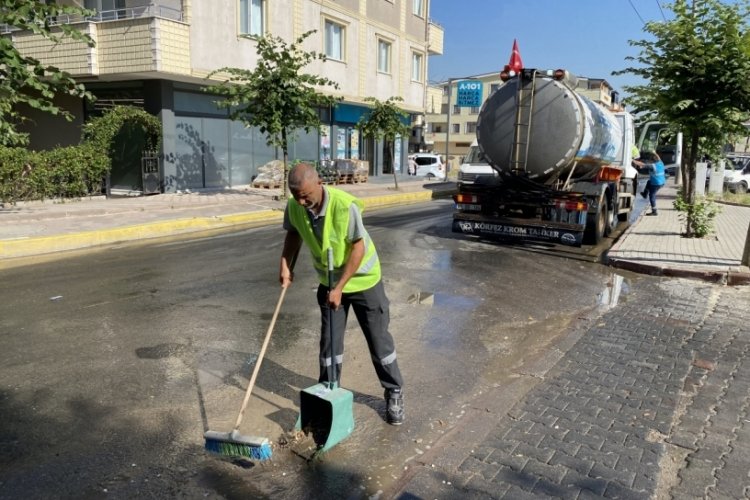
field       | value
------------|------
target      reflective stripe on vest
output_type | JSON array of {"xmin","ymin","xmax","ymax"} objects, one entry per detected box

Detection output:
[{"xmin": 287, "ymin": 187, "xmax": 381, "ymax": 293}]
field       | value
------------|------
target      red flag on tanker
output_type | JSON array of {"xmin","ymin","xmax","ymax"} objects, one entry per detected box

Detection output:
[{"xmin": 507, "ymin": 39, "xmax": 523, "ymax": 74}]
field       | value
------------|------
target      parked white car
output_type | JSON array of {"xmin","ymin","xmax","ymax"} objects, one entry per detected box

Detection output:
[
  {"xmin": 725, "ymin": 156, "xmax": 750, "ymax": 193},
  {"xmin": 411, "ymin": 153, "xmax": 446, "ymax": 180}
]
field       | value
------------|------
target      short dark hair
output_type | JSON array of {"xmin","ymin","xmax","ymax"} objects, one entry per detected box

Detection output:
[{"xmin": 641, "ymin": 151, "xmax": 660, "ymax": 162}]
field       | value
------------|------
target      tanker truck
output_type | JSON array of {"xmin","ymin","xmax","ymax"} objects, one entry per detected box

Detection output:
[{"xmin": 452, "ymin": 68, "xmax": 638, "ymax": 246}]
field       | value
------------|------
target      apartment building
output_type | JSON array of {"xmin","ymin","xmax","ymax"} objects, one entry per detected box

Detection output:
[
  {"xmin": 423, "ymin": 72, "xmax": 500, "ymax": 171},
  {"xmin": 7, "ymin": 0, "xmax": 444, "ymax": 193},
  {"xmin": 425, "ymin": 72, "xmax": 619, "ymax": 171}
]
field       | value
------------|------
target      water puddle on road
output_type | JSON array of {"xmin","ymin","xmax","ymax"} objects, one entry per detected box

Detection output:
[
  {"xmin": 597, "ymin": 273, "xmax": 630, "ymax": 308},
  {"xmin": 405, "ymin": 290, "xmax": 483, "ymax": 353},
  {"xmin": 406, "ymin": 290, "xmax": 480, "ymax": 310}
]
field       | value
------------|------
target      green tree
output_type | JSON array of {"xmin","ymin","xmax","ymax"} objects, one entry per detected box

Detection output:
[
  {"xmin": 0, "ymin": 0, "xmax": 95, "ymax": 146},
  {"xmin": 356, "ymin": 96, "xmax": 411, "ymax": 190},
  {"xmin": 202, "ymin": 30, "xmax": 339, "ymax": 197},
  {"xmin": 617, "ymin": 0, "xmax": 750, "ymax": 237}
]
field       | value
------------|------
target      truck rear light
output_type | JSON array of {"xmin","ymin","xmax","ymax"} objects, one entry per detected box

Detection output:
[
  {"xmin": 554, "ymin": 200, "xmax": 587, "ymax": 211},
  {"xmin": 455, "ymin": 193, "xmax": 480, "ymax": 204},
  {"xmin": 596, "ymin": 166, "xmax": 623, "ymax": 183}
]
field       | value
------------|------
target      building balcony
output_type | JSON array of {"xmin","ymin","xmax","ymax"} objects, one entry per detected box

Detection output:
[
  {"xmin": 427, "ymin": 20, "xmax": 443, "ymax": 55},
  {"xmin": 1, "ymin": 3, "xmax": 189, "ymax": 79}
]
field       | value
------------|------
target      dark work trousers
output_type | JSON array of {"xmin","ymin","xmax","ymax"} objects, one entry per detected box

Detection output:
[
  {"xmin": 316, "ymin": 280, "xmax": 403, "ymax": 391},
  {"xmin": 644, "ymin": 181, "xmax": 663, "ymax": 210}
]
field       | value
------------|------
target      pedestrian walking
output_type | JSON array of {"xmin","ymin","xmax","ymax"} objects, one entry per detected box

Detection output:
[
  {"xmin": 633, "ymin": 151, "xmax": 666, "ymax": 216},
  {"xmin": 279, "ymin": 162, "xmax": 405, "ymax": 425}
]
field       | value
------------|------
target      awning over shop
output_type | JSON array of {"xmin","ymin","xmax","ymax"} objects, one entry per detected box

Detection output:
[
  {"xmin": 333, "ymin": 103, "xmax": 369, "ymax": 124},
  {"xmin": 333, "ymin": 102, "xmax": 412, "ymax": 126}
]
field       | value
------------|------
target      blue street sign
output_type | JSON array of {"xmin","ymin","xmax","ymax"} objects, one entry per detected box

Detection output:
[{"xmin": 456, "ymin": 80, "xmax": 483, "ymax": 107}]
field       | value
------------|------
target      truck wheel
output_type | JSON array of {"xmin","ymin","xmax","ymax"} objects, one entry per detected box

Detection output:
[
  {"xmin": 605, "ymin": 198, "xmax": 617, "ymax": 236},
  {"xmin": 584, "ymin": 201, "xmax": 607, "ymax": 245}
]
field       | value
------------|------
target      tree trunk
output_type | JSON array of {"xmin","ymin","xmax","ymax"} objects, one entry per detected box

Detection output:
[
  {"xmin": 684, "ymin": 130, "xmax": 700, "ymax": 237},
  {"xmin": 281, "ymin": 128, "xmax": 290, "ymax": 199},
  {"xmin": 387, "ymin": 138, "xmax": 399, "ymax": 190}
]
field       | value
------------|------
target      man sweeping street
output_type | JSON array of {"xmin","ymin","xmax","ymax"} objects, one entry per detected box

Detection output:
[{"xmin": 279, "ymin": 162, "xmax": 405, "ymax": 425}]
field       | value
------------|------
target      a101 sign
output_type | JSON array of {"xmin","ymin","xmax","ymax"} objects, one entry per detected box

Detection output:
[{"xmin": 456, "ymin": 80, "xmax": 483, "ymax": 107}]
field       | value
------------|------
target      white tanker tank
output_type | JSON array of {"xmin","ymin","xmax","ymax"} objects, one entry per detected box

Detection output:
[{"xmin": 476, "ymin": 69, "xmax": 623, "ymax": 185}]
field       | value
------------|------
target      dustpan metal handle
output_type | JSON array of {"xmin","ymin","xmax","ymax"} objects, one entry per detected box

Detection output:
[{"xmin": 327, "ymin": 247, "xmax": 337, "ymax": 388}]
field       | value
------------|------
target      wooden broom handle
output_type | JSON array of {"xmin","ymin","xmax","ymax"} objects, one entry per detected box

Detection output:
[{"xmin": 233, "ymin": 250, "xmax": 298, "ymax": 431}]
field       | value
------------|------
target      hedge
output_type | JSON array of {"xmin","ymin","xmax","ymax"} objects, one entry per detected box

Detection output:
[
  {"xmin": 0, "ymin": 144, "xmax": 108, "ymax": 203},
  {"xmin": 1, "ymin": 106, "xmax": 163, "ymax": 204}
]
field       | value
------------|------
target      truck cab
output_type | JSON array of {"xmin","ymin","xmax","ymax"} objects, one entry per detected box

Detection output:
[{"xmin": 457, "ymin": 140, "xmax": 498, "ymax": 185}]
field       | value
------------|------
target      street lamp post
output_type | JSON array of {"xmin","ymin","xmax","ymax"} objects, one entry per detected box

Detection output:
[{"xmin": 445, "ymin": 78, "xmax": 453, "ymax": 172}]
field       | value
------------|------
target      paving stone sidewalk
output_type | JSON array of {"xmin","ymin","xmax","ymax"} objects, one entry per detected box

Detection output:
[
  {"xmin": 392, "ymin": 280, "xmax": 750, "ymax": 499},
  {"xmin": 607, "ymin": 183, "xmax": 750, "ymax": 285}
]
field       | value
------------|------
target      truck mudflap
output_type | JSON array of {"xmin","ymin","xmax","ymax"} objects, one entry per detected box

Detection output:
[{"xmin": 452, "ymin": 214, "xmax": 585, "ymax": 246}]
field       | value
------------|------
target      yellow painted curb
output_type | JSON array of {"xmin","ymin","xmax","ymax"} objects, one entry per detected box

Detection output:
[
  {"xmin": 0, "ymin": 189, "xmax": 452, "ymax": 260},
  {"xmin": 0, "ymin": 210, "xmax": 282, "ymax": 259},
  {"xmin": 363, "ymin": 190, "xmax": 434, "ymax": 209}
]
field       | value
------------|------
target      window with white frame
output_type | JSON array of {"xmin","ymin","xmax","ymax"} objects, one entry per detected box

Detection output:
[
  {"xmin": 239, "ymin": 0, "xmax": 264, "ymax": 36},
  {"xmin": 325, "ymin": 20, "xmax": 345, "ymax": 61},
  {"xmin": 452, "ymin": 123, "xmax": 460, "ymax": 134},
  {"xmin": 412, "ymin": 0, "xmax": 424, "ymax": 17},
  {"xmin": 411, "ymin": 52, "xmax": 423, "ymax": 82},
  {"xmin": 470, "ymin": 106, "xmax": 480, "ymax": 114},
  {"xmin": 378, "ymin": 39, "xmax": 391, "ymax": 73},
  {"xmin": 84, "ymin": 0, "xmax": 125, "ymax": 19},
  {"xmin": 466, "ymin": 122, "xmax": 477, "ymax": 134},
  {"xmin": 452, "ymin": 105, "xmax": 460, "ymax": 114}
]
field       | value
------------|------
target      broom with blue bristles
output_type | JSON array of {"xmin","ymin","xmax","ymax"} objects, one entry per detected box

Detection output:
[{"xmin": 204, "ymin": 252, "xmax": 298, "ymax": 461}]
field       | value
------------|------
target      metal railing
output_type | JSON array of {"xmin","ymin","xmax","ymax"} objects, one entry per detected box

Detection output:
[{"xmin": 1, "ymin": 4, "xmax": 182, "ymax": 34}]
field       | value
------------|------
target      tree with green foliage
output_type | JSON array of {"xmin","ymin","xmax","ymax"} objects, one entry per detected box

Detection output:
[
  {"xmin": 616, "ymin": 0, "xmax": 750, "ymax": 237},
  {"xmin": 0, "ymin": 0, "xmax": 95, "ymax": 147},
  {"xmin": 202, "ymin": 30, "xmax": 340, "ymax": 197},
  {"xmin": 356, "ymin": 96, "xmax": 411, "ymax": 190}
]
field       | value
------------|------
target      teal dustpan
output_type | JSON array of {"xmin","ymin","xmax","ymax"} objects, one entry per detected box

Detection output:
[
  {"xmin": 297, "ymin": 381, "xmax": 354, "ymax": 452},
  {"xmin": 296, "ymin": 248, "xmax": 354, "ymax": 453}
]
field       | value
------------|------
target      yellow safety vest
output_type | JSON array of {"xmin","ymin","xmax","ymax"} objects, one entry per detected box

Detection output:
[{"xmin": 287, "ymin": 187, "xmax": 381, "ymax": 292}]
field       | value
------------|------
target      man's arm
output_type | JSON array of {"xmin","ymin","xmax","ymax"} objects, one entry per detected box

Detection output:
[{"xmin": 280, "ymin": 231, "xmax": 303, "ymax": 288}]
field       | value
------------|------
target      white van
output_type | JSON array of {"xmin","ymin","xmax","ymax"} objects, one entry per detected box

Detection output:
[{"xmin": 457, "ymin": 140, "xmax": 498, "ymax": 185}]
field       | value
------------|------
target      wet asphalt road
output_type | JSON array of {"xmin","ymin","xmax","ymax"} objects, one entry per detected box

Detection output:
[{"xmin": 0, "ymin": 199, "xmax": 644, "ymax": 499}]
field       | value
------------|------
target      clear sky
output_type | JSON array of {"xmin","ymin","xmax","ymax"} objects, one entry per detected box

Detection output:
[{"xmin": 427, "ymin": 0, "xmax": 670, "ymax": 96}]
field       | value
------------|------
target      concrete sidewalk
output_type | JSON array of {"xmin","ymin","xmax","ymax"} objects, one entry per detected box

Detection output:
[
  {"xmin": 1, "ymin": 177, "xmax": 749, "ymax": 284},
  {"xmin": 606, "ymin": 183, "xmax": 750, "ymax": 285},
  {"xmin": 0, "ymin": 176, "xmax": 451, "ymax": 262}
]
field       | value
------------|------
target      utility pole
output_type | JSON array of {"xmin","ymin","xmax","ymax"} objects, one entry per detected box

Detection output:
[{"xmin": 445, "ymin": 79, "xmax": 453, "ymax": 172}]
